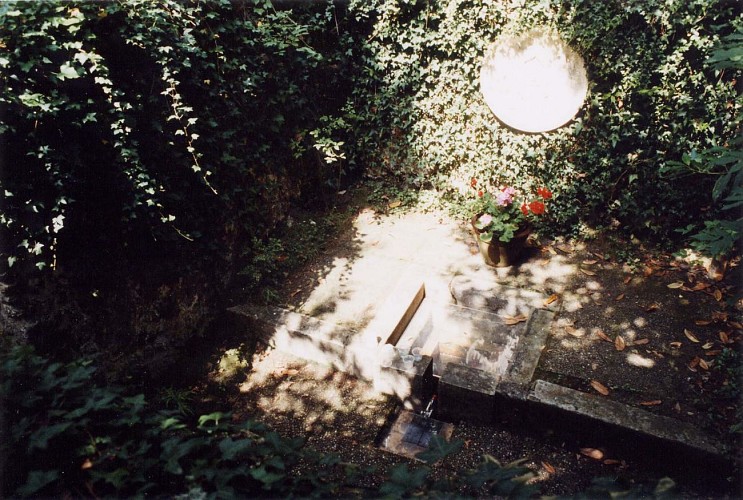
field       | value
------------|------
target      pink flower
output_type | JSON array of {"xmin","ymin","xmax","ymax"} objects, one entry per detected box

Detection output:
[
  {"xmin": 478, "ymin": 213, "xmax": 493, "ymax": 226},
  {"xmin": 495, "ymin": 186, "xmax": 516, "ymax": 206}
]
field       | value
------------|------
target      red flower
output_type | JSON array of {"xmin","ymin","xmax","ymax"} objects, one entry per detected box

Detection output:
[
  {"xmin": 521, "ymin": 203, "xmax": 529, "ymax": 216},
  {"xmin": 537, "ymin": 187, "xmax": 552, "ymax": 199},
  {"xmin": 470, "ymin": 177, "xmax": 477, "ymax": 188},
  {"xmin": 529, "ymin": 201, "xmax": 545, "ymax": 215},
  {"xmin": 478, "ymin": 190, "xmax": 484, "ymax": 198}
]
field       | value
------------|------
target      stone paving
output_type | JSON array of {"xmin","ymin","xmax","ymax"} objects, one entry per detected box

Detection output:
[{"xmin": 229, "ymin": 209, "xmax": 726, "ymax": 461}]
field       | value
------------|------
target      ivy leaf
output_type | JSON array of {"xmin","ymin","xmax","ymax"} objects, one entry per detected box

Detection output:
[
  {"xmin": 29, "ymin": 422, "xmax": 72, "ymax": 450},
  {"xmin": 416, "ymin": 435, "xmax": 463, "ymax": 464},
  {"xmin": 218, "ymin": 437, "xmax": 253, "ymax": 461},
  {"xmin": 16, "ymin": 470, "xmax": 59, "ymax": 496},
  {"xmin": 249, "ymin": 465, "xmax": 285, "ymax": 487},
  {"xmin": 379, "ymin": 464, "xmax": 429, "ymax": 497},
  {"xmin": 56, "ymin": 62, "xmax": 81, "ymax": 81}
]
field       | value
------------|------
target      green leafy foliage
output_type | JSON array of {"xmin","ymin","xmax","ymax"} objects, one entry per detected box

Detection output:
[
  {"xmin": 0, "ymin": 0, "xmax": 361, "ymax": 279},
  {"xmin": 0, "ymin": 346, "xmax": 691, "ymax": 497},
  {"xmin": 0, "ymin": 345, "xmax": 346, "ymax": 498},
  {"xmin": 661, "ymin": 26, "xmax": 743, "ymax": 258}
]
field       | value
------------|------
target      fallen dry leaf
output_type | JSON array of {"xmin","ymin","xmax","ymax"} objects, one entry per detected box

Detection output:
[
  {"xmin": 603, "ymin": 459, "xmax": 622, "ymax": 465},
  {"xmin": 591, "ymin": 380, "xmax": 610, "ymax": 396},
  {"xmin": 502, "ymin": 314, "xmax": 528, "ymax": 325},
  {"xmin": 615, "ymin": 336, "xmax": 626, "ymax": 351},
  {"xmin": 690, "ymin": 282, "xmax": 710, "ymax": 291},
  {"xmin": 688, "ymin": 357, "xmax": 700, "ymax": 371},
  {"xmin": 580, "ymin": 268, "xmax": 597, "ymax": 276},
  {"xmin": 623, "ymin": 275, "xmax": 632, "ymax": 285},
  {"xmin": 580, "ymin": 448, "xmax": 604, "ymax": 460},
  {"xmin": 698, "ymin": 359, "xmax": 710, "ymax": 370},
  {"xmin": 633, "ymin": 338, "xmax": 650, "ymax": 345},
  {"xmin": 667, "ymin": 281, "xmax": 684, "ymax": 289},
  {"xmin": 81, "ymin": 459, "xmax": 93, "ymax": 470},
  {"xmin": 582, "ymin": 259, "xmax": 598, "ymax": 265},
  {"xmin": 719, "ymin": 331, "xmax": 731, "ymax": 344},
  {"xmin": 701, "ymin": 342, "xmax": 714, "ymax": 349},
  {"xmin": 543, "ymin": 294, "xmax": 559, "ymax": 306},
  {"xmin": 541, "ymin": 461, "xmax": 556, "ymax": 474},
  {"xmin": 674, "ymin": 402, "xmax": 682, "ymax": 412},
  {"xmin": 713, "ymin": 289, "xmax": 723, "ymax": 301},
  {"xmin": 669, "ymin": 341, "xmax": 682, "ymax": 348},
  {"xmin": 643, "ymin": 266, "xmax": 655, "ymax": 277},
  {"xmin": 596, "ymin": 330, "xmax": 613, "ymax": 343},
  {"xmin": 593, "ymin": 252, "xmax": 606, "ymax": 260},
  {"xmin": 728, "ymin": 321, "xmax": 743, "ymax": 330},
  {"xmin": 644, "ymin": 302, "xmax": 660, "ymax": 312},
  {"xmin": 565, "ymin": 325, "xmax": 584, "ymax": 338},
  {"xmin": 387, "ymin": 200, "xmax": 402, "ymax": 209},
  {"xmin": 695, "ymin": 319, "xmax": 713, "ymax": 326},
  {"xmin": 556, "ymin": 243, "xmax": 573, "ymax": 254},
  {"xmin": 615, "ymin": 293, "xmax": 625, "ymax": 301},
  {"xmin": 547, "ymin": 245, "xmax": 557, "ymax": 255},
  {"xmin": 640, "ymin": 400, "xmax": 662, "ymax": 406},
  {"xmin": 684, "ymin": 329, "xmax": 700, "ymax": 343},
  {"xmin": 705, "ymin": 350, "xmax": 721, "ymax": 357},
  {"xmin": 712, "ymin": 311, "xmax": 729, "ymax": 322}
]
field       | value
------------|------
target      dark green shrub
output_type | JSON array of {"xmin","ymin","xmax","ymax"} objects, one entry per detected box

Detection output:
[
  {"xmin": 0, "ymin": 0, "xmax": 360, "ymax": 278},
  {"xmin": 0, "ymin": 345, "xmax": 338, "ymax": 498}
]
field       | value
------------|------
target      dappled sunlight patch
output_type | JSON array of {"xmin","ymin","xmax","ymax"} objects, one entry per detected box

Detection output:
[
  {"xmin": 621, "ymin": 328, "xmax": 639, "ymax": 341},
  {"xmin": 523, "ymin": 257, "xmax": 576, "ymax": 289},
  {"xmin": 626, "ymin": 353, "xmax": 655, "ymax": 369}
]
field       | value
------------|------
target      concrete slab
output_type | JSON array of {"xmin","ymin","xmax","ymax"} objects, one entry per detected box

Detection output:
[
  {"xmin": 376, "ymin": 354, "xmax": 435, "ymax": 408},
  {"xmin": 438, "ymin": 363, "xmax": 500, "ymax": 424},
  {"xmin": 529, "ymin": 380, "xmax": 724, "ymax": 458},
  {"xmin": 377, "ymin": 410, "xmax": 455, "ymax": 461},
  {"xmin": 228, "ymin": 304, "xmax": 356, "ymax": 371},
  {"xmin": 499, "ymin": 308, "xmax": 555, "ymax": 399}
]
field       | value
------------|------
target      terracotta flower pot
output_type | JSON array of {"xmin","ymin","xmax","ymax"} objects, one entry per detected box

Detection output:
[{"xmin": 471, "ymin": 216, "xmax": 531, "ymax": 267}]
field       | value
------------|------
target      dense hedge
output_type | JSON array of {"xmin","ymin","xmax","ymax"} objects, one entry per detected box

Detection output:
[
  {"xmin": 2, "ymin": 0, "xmax": 739, "ymax": 279},
  {"xmin": 346, "ymin": 0, "xmax": 741, "ymax": 242},
  {"xmin": 0, "ymin": 0, "xmax": 359, "ymax": 279}
]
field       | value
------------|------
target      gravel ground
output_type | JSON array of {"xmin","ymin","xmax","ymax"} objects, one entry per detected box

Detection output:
[{"xmin": 220, "ymin": 347, "xmax": 738, "ymax": 497}]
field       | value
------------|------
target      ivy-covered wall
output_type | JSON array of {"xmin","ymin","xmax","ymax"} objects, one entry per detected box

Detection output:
[
  {"xmin": 0, "ymin": 0, "xmax": 360, "ymax": 277},
  {"xmin": 346, "ymin": 0, "xmax": 741, "ymax": 241},
  {"xmin": 0, "ymin": 0, "xmax": 364, "ymax": 362}
]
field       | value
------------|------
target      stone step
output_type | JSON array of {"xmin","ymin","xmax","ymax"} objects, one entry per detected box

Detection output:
[{"xmin": 528, "ymin": 379, "xmax": 724, "ymax": 459}]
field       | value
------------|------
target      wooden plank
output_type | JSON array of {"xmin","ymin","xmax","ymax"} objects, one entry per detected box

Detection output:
[{"xmin": 359, "ymin": 277, "xmax": 426, "ymax": 348}]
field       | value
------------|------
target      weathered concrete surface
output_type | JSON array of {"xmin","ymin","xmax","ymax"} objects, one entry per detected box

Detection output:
[
  {"xmin": 499, "ymin": 309, "xmax": 555, "ymax": 399},
  {"xmin": 529, "ymin": 380, "xmax": 723, "ymax": 457},
  {"xmin": 377, "ymin": 410, "xmax": 455, "ymax": 461},
  {"xmin": 438, "ymin": 363, "xmax": 500, "ymax": 424}
]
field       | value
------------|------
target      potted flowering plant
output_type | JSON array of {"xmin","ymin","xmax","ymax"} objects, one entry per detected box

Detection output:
[{"xmin": 469, "ymin": 178, "xmax": 552, "ymax": 266}]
